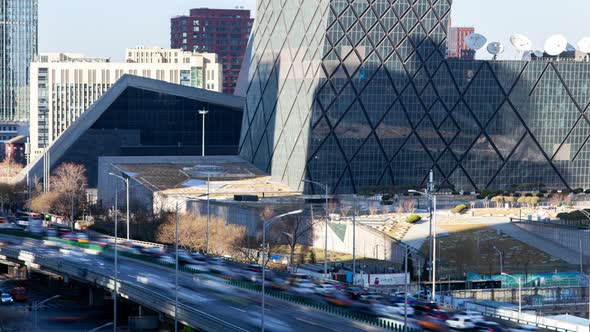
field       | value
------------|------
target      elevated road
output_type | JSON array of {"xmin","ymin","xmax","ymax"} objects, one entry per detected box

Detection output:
[{"xmin": 0, "ymin": 235, "xmax": 387, "ymax": 332}]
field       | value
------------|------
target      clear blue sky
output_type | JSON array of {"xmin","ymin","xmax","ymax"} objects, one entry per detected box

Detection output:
[
  {"xmin": 40, "ymin": 0, "xmax": 587, "ymax": 61},
  {"xmin": 452, "ymin": 0, "xmax": 589, "ymax": 59},
  {"xmin": 39, "ymin": 0, "xmax": 257, "ymax": 61}
]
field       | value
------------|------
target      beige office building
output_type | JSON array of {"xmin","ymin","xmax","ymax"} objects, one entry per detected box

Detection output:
[{"xmin": 28, "ymin": 48, "xmax": 222, "ymax": 161}]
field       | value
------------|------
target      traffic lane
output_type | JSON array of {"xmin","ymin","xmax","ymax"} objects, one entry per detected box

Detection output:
[{"xmin": 9, "ymin": 240, "xmax": 384, "ymax": 332}]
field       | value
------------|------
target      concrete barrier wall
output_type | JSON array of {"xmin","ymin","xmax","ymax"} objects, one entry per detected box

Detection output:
[
  {"xmin": 450, "ymin": 285, "xmax": 588, "ymax": 304},
  {"xmin": 312, "ymin": 221, "xmax": 411, "ymax": 265},
  {"xmin": 513, "ymin": 222, "xmax": 590, "ymax": 263}
]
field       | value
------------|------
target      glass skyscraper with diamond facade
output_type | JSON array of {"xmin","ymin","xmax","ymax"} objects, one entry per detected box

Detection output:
[
  {"xmin": 239, "ymin": 0, "xmax": 590, "ymax": 194},
  {"xmin": 0, "ymin": 0, "xmax": 38, "ymax": 123}
]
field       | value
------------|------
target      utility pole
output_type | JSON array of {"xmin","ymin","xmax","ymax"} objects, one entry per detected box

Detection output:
[
  {"xmin": 427, "ymin": 170, "xmax": 434, "ymax": 285},
  {"xmin": 198, "ymin": 109, "xmax": 208, "ymax": 157}
]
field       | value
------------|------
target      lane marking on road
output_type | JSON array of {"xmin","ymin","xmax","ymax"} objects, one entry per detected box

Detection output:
[
  {"xmin": 230, "ymin": 306, "xmax": 246, "ymax": 313},
  {"xmin": 295, "ymin": 317, "xmax": 339, "ymax": 331}
]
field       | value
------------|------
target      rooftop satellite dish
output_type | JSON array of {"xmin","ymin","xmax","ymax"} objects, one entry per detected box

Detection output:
[
  {"xmin": 465, "ymin": 33, "xmax": 487, "ymax": 51},
  {"xmin": 510, "ymin": 34, "xmax": 533, "ymax": 52},
  {"xmin": 577, "ymin": 37, "xmax": 590, "ymax": 53},
  {"xmin": 544, "ymin": 34, "xmax": 568, "ymax": 56},
  {"xmin": 533, "ymin": 50, "xmax": 544, "ymax": 58},
  {"xmin": 487, "ymin": 42, "xmax": 504, "ymax": 60}
]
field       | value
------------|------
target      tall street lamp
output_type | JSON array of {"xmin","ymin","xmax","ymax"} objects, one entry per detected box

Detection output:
[
  {"xmin": 198, "ymin": 109, "xmax": 208, "ymax": 157},
  {"xmin": 302, "ymin": 179, "xmax": 329, "ymax": 277},
  {"xmin": 581, "ymin": 274, "xmax": 590, "ymax": 322},
  {"xmin": 174, "ymin": 194, "xmax": 207, "ymax": 332},
  {"xmin": 113, "ymin": 185, "xmax": 119, "ymax": 331},
  {"xmin": 493, "ymin": 245, "xmax": 503, "ymax": 275},
  {"xmin": 33, "ymin": 294, "xmax": 60, "ymax": 331},
  {"xmin": 502, "ymin": 272, "xmax": 522, "ymax": 313},
  {"xmin": 261, "ymin": 209, "xmax": 304, "ymax": 332},
  {"xmin": 109, "ymin": 172, "xmax": 130, "ymax": 240},
  {"xmin": 409, "ymin": 189, "xmax": 437, "ymax": 302}
]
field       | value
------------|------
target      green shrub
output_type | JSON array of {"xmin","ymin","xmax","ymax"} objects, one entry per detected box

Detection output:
[
  {"xmin": 585, "ymin": 189, "xmax": 590, "ymax": 194},
  {"xmin": 539, "ymin": 189, "xmax": 548, "ymax": 194},
  {"xmin": 562, "ymin": 188, "xmax": 571, "ymax": 194},
  {"xmin": 502, "ymin": 192, "xmax": 511, "ymax": 197},
  {"xmin": 381, "ymin": 200, "xmax": 393, "ymax": 206},
  {"xmin": 451, "ymin": 204, "xmax": 468, "ymax": 214},
  {"xmin": 573, "ymin": 188, "xmax": 584, "ymax": 194},
  {"xmin": 536, "ymin": 193, "xmax": 544, "ymax": 198},
  {"xmin": 551, "ymin": 189, "xmax": 558, "ymax": 194},
  {"xmin": 452, "ymin": 191, "xmax": 460, "ymax": 195},
  {"xmin": 524, "ymin": 193, "xmax": 533, "ymax": 197},
  {"xmin": 513, "ymin": 192, "xmax": 521, "ymax": 197},
  {"xmin": 382, "ymin": 194, "xmax": 391, "ymax": 201},
  {"xmin": 405, "ymin": 214, "xmax": 422, "ymax": 223}
]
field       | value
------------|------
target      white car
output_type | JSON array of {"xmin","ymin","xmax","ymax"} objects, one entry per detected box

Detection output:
[
  {"xmin": 290, "ymin": 281, "xmax": 315, "ymax": 295},
  {"xmin": 456, "ymin": 310, "xmax": 484, "ymax": 322},
  {"xmin": 373, "ymin": 303, "xmax": 414, "ymax": 318},
  {"xmin": 446, "ymin": 316, "xmax": 476, "ymax": 330},
  {"xmin": 0, "ymin": 293, "xmax": 13, "ymax": 304},
  {"xmin": 315, "ymin": 283, "xmax": 337, "ymax": 295},
  {"xmin": 390, "ymin": 303, "xmax": 414, "ymax": 316}
]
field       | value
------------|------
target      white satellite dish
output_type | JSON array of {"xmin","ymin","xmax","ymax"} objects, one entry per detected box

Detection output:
[
  {"xmin": 510, "ymin": 34, "xmax": 533, "ymax": 52},
  {"xmin": 533, "ymin": 50, "xmax": 544, "ymax": 58},
  {"xmin": 464, "ymin": 33, "xmax": 487, "ymax": 51},
  {"xmin": 544, "ymin": 34, "xmax": 568, "ymax": 56},
  {"xmin": 577, "ymin": 37, "xmax": 590, "ymax": 53},
  {"xmin": 487, "ymin": 42, "xmax": 504, "ymax": 60}
]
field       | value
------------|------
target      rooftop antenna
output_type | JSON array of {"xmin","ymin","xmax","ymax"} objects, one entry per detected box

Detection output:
[
  {"xmin": 486, "ymin": 42, "xmax": 504, "ymax": 61},
  {"xmin": 577, "ymin": 37, "xmax": 590, "ymax": 53},
  {"xmin": 544, "ymin": 34, "xmax": 568, "ymax": 58},
  {"xmin": 510, "ymin": 34, "xmax": 533, "ymax": 60},
  {"xmin": 464, "ymin": 33, "xmax": 488, "ymax": 52}
]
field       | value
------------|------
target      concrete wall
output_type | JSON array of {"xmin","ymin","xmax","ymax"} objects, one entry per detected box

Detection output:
[
  {"xmin": 312, "ymin": 220, "xmax": 410, "ymax": 265},
  {"xmin": 451, "ymin": 285, "xmax": 588, "ymax": 304},
  {"xmin": 513, "ymin": 221, "xmax": 590, "ymax": 264}
]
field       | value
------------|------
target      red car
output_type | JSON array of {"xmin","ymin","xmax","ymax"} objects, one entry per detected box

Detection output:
[{"xmin": 428, "ymin": 309, "xmax": 449, "ymax": 320}]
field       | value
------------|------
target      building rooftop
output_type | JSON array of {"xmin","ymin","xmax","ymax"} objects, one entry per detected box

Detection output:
[
  {"xmin": 5, "ymin": 136, "xmax": 26, "ymax": 144},
  {"xmin": 111, "ymin": 156, "xmax": 298, "ymax": 199}
]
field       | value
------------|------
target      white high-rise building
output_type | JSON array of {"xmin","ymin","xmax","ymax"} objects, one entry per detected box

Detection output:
[{"xmin": 28, "ymin": 48, "xmax": 222, "ymax": 162}]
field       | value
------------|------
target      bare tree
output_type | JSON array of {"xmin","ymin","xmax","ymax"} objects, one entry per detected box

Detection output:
[
  {"xmin": 30, "ymin": 192, "xmax": 60, "ymax": 214},
  {"xmin": 402, "ymin": 199, "xmax": 416, "ymax": 213},
  {"xmin": 156, "ymin": 213, "xmax": 246, "ymax": 256},
  {"xmin": 280, "ymin": 213, "xmax": 319, "ymax": 271},
  {"xmin": 549, "ymin": 194, "xmax": 563, "ymax": 207},
  {"xmin": 49, "ymin": 163, "xmax": 88, "ymax": 222},
  {"xmin": 0, "ymin": 160, "xmax": 23, "ymax": 179},
  {"xmin": 368, "ymin": 202, "xmax": 378, "ymax": 215},
  {"xmin": 339, "ymin": 204, "xmax": 351, "ymax": 219}
]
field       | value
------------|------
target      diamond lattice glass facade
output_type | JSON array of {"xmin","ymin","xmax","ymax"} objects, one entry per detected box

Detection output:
[
  {"xmin": 240, "ymin": 0, "xmax": 590, "ymax": 193},
  {"xmin": 0, "ymin": 0, "xmax": 38, "ymax": 122}
]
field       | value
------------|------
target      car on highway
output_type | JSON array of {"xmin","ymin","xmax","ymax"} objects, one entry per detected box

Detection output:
[
  {"xmin": 75, "ymin": 232, "xmax": 89, "ymax": 243},
  {"xmin": 61, "ymin": 233, "xmax": 78, "ymax": 242},
  {"xmin": 475, "ymin": 321, "xmax": 504, "ymax": 332},
  {"xmin": 455, "ymin": 310, "xmax": 484, "ymax": 323},
  {"xmin": 417, "ymin": 315, "xmax": 447, "ymax": 331},
  {"xmin": 289, "ymin": 280, "xmax": 315, "ymax": 295},
  {"xmin": 446, "ymin": 316, "xmax": 476, "ymax": 330},
  {"xmin": 325, "ymin": 292, "xmax": 353, "ymax": 307},
  {"xmin": 389, "ymin": 303, "xmax": 415, "ymax": 316},
  {"xmin": 0, "ymin": 293, "xmax": 13, "ymax": 304},
  {"xmin": 412, "ymin": 301, "xmax": 440, "ymax": 314},
  {"xmin": 315, "ymin": 283, "xmax": 338, "ymax": 296},
  {"xmin": 428, "ymin": 309, "xmax": 450, "ymax": 321},
  {"xmin": 507, "ymin": 325, "xmax": 539, "ymax": 332}
]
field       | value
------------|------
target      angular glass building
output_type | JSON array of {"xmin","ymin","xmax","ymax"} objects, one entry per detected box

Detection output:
[
  {"xmin": 239, "ymin": 0, "xmax": 590, "ymax": 193},
  {"xmin": 0, "ymin": 0, "xmax": 38, "ymax": 122}
]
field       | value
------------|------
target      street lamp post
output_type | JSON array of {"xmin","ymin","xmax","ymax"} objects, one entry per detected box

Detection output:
[
  {"xmin": 409, "ymin": 189, "xmax": 437, "ymax": 302},
  {"xmin": 173, "ymin": 195, "xmax": 207, "ymax": 332},
  {"xmin": 493, "ymin": 245, "xmax": 503, "ymax": 275},
  {"xmin": 198, "ymin": 109, "xmax": 208, "ymax": 157},
  {"xmin": 113, "ymin": 188, "xmax": 118, "ymax": 332},
  {"xmin": 261, "ymin": 210, "xmax": 304, "ymax": 332},
  {"xmin": 581, "ymin": 274, "xmax": 590, "ymax": 322},
  {"xmin": 302, "ymin": 179, "xmax": 329, "ymax": 277},
  {"xmin": 33, "ymin": 295, "xmax": 60, "ymax": 331},
  {"xmin": 502, "ymin": 272, "xmax": 522, "ymax": 313},
  {"xmin": 109, "ymin": 173, "xmax": 130, "ymax": 240}
]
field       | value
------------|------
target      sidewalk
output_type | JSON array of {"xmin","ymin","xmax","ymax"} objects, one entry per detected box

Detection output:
[{"xmin": 403, "ymin": 212, "xmax": 448, "ymax": 251}]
